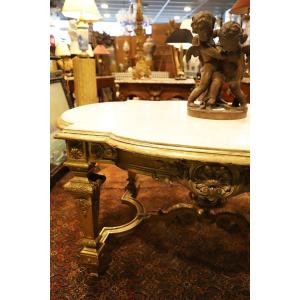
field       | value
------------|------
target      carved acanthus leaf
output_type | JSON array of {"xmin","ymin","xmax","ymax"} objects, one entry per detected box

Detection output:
[{"xmin": 79, "ymin": 198, "xmax": 90, "ymax": 218}]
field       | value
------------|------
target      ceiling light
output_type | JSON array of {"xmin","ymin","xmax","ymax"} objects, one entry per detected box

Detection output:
[
  {"xmin": 174, "ymin": 16, "xmax": 180, "ymax": 21},
  {"xmin": 101, "ymin": 3, "xmax": 109, "ymax": 9},
  {"xmin": 104, "ymin": 13, "xmax": 111, "ymax": 18},
  {"xmin": 184, "ymin": 6, "xmax": 191, "ymax": 12}
]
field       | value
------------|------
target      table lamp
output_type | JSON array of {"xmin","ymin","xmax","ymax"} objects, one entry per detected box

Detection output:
[
  {"xmin": 62, "ymin": 0, "xmax": 102, "ymax": 53},
  {"xmin": 61, "ymin": 0, "xmax": 101, "ymax": 106},
  {"xmin": 230, "ymin": 0, "xmax": 250, "ymax": 76},
  {"xmin": 230, "ymin": 0, "xmax": 250, "ymax": 43},
  {"xmin": 166, "ymin": 29, "xmax": 193, "ymax": 79},
  {"xmin": 93, "ymin": 44, "xmax": 109, "ymax": 76},
  {"xmin": 230, "ymin": 0, "xmax": 250, "ymax": 15}
]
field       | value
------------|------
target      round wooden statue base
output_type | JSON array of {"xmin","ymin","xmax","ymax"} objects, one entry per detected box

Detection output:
[{"xmin": 187, "ymin": 104, "xmax": 248, "ymax": 120}]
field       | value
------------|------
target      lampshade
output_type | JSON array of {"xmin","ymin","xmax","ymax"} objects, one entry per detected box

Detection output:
[
  {"xmin": 55, "ymin": 42, "xmax": 71, "ymax": 57},
  {"xmin": 62, "ymin": 0, "xmax": 102, "ymax": 21},
  {"xmin": 180, "ymin": 19, "xmax": 196, "ymax": 37},
  {"xmin": 93, "ymin": 44, "xmax": 110, "ymax": 55},
  {"xmin": 165, "ymin": 29, "xmax": 193, "ymax": 50},
  {"xmin": 230, "ymin": 0, "xmax": 250, "ymax": 15}
]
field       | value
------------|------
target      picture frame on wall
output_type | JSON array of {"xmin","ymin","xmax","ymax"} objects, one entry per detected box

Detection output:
[{"xmin": 50, "ymin": 75, "xmax": 73, "ymax": 188}]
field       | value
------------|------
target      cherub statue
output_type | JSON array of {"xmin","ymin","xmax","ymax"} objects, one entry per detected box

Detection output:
[
  {"xmin": 186, "ymin": 11, "xmax": 250, "ymax": 119},
  {"xmin": 217, "ymin": 21, "xmax": 249, "ymax": 108},
  {"xmin": 186, "ymin": 11, "xmax": 224, "ymax": 106}
]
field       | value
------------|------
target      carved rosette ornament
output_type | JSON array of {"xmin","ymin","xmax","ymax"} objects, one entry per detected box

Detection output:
[
  {"xmin": 68, "ymin": 141, "xmax": 84, "ymax": 160},
  {"xmin": 187, "ymin": 163, "xmax": 240, "ymax": 207}
]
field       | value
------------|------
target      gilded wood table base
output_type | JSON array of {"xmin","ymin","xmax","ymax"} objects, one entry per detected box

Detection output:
[
  {"xmin": 64, "ymin": 175, "xmax": 145, "ymax": 278},
  {"xmin": 62, "ymin": 140, "xmax": 249, "ymax": 277}
]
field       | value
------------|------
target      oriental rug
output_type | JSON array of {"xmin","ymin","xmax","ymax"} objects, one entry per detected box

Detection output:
[{"xmin": 51, "ymin": 164, "xmax": 249, "ymax": 300}]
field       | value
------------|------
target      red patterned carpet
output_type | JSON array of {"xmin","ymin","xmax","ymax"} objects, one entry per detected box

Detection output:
[{"xmin": 51, "ymin": 164, "xmax": 250, "ymax": 300}]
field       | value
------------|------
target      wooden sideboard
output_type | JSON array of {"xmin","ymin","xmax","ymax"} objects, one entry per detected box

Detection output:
[
  {"xmin": 65, "ymin": 75, "xmax": 250, "ymax": 104},
  {"xmin": 115, "ymin": 78, "xmax": 195, "ymax": 101},
  {"xmin": 115, "ymin": 77, "xmax": 250, "ymax": 102}
]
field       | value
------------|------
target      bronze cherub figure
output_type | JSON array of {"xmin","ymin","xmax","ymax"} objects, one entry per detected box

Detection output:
[{"xmin": 186, "ymin": 11, "xmax": 249, "ymax": 119}]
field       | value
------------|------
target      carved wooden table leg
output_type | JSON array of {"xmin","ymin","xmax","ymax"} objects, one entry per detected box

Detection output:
[
  {"xmin": 62, "ymin": 141, "xmax": 105, "ymax": 277},
  {"xmin": 63, "ymin": 141, "xmax": 147, "ymax": 277},
  {"xmin": 64, "ymin": 169, "xmax": 105, "ymax": 278},
  {"xmin": 64, "ymin": 169, "xmax": 105, "ymax": 277}
]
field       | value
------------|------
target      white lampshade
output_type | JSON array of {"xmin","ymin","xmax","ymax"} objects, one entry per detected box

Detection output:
[
  {"xmin": 55, "ymin": 42, "xmax": 71, "ymax": 57},
  {"xmin": 180, "ymin": 19, "xmax": 196, "ymax": 36},
  {"xmin": 169, "ymin": 43, "xmax": 191, "ymax": 50},
  {"xmin": 62, "ymin": 0, "xmax": 102, "ymax": 21}
]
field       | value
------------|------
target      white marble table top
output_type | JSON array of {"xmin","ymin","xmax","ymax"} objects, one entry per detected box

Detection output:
[{"xmin": 57, "ymin": 100, "xmax": 250, "ymax": 165}]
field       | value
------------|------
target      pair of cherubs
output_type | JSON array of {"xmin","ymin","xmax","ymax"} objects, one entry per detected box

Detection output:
[{"xmin": 186, "ymin": 11, "xmax": 249, "ymax": 109}]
